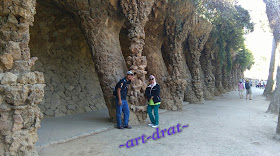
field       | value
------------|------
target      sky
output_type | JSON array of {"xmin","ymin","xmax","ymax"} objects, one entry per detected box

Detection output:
[{"xmin": 238, "ymin": 0, "xmax": 273, "ymax": 80}]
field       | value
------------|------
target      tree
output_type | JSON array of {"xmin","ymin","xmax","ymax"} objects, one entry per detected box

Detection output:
[
  {"xmin": 194, "ymin": 0, "xmax": 254, "ymax": 73},
  {"xmin": 263, "ymin": 0, "xmax": 280, "ymax": 140},
  {"xmin": 264, "ymin": 37, "xmax": 277, "ymax": 97},
  {"xmin": 235, "ymin": 47, "xmax": 255, "ymax": 70},
  {"xmin": 277, "ymin": 111, "xmax": 280, "ymax": 140}
]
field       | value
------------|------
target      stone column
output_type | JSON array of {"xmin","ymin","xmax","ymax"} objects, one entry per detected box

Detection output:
[
  {"xmin": 163, "ymin": 15, "xmax": 190, "ymax": 109},
  {"xmin": 120, "ymin": 0, "xmax": 155, "ymax": 119},
  {"xmin": 144, "ymin": 30, "xmax": 176, "ymax": 110},
  {"xmin": 231, "ymin": 63, "xmax": 238, "ymax": 90},
  {"xmin": 184, "ymin": 17, "xmax": 212, "ymax": 103},
  {"xmin": 222, "ymin": 65, "xmax": 228, "ymax": 91},
  {"xmin": 76, "ymin": 10, "xmax": 128, "ymax": 122},
  {"xmin": 200, "ymin": 38, "xmax": 216, "ymax": 99},
  {"xmin": 213, "ymin": 50, "xmax": 225, "ymax": 95},
  {"xmin": 0, "ymin": 0, "xmax": 45, "ymax": 155},
  {"xmin": 50, "ymin": 0, "xmax": 149, "ymax": 124}
]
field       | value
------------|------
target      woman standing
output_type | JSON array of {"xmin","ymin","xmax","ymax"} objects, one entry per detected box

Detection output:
[
  {"xmin": 145, "ymin": 75, "xmax": 161, "ymax": 128},
  {"xmin": 238, "ymin": 80, "xmax": 245, "ymax": 99}
]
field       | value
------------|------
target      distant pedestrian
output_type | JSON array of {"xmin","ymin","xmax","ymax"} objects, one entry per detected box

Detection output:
[
  {"xmin": 238, "ymin": 80, "xmax": 245, "ymax": 99},
  {"xmin": 145, "ymin": 75, "xmax": 161, "ymax": 128},
  {"xmin": 113, "ymin": 71, "xmax": 134, "ymax": 129},
  {"xmin": 255, "ymin": 80, "xmax": 259, "ymax": 88},
  {"xmin": 245, "ymin": 79, "xmax": 252, "ymax": 100},
  {"xmin": 260, "ymin": 80, "xmax": 264, "ymax": 89}
]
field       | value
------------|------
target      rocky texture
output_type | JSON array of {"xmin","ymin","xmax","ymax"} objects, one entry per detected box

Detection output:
[
  {"xmin": 183, "ymin": 17, "xmax": 212, "ymax": 103},
  {"xmin": 120, "ymin": 0, "xmax": 155, "ymax": 122},
  {"xmin": 51, "ymin": 0, "xmax": 241, "ymax": 121},
  {"xmin": 200, "ymin": 38, "xmax": 216, "ymax": 100},
  {"xmin": 162, "ymin": 4, "xmax": 190, "ymax": 108},
  {"xmin": 0, "ymin": 0, "xmax": 246, "ymax": 155},
  {"xmin": 29, "ymin": 2, "xmax": 106, "ymax": 117},
  {"xmin": 0, "ymin": 0, "xmax": 45, "ymax": 155},
  {"xmin": 213, "ymin": 51, "xmax": 226, "ymax": 95},
  {"xmin": 49, "ymin": 0, "xmax": 146, "ymax": 124},
  {"xmin": 143, "ymin": 0, "xmax": 177, "ymax": 110}
]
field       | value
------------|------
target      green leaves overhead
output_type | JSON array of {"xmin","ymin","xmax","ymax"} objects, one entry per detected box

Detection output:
[
  {"xmin": 236, "ymin": 48, "xmax": 255, "ymax": 70},
  {"xmin": 194, "ymin": 0, "xmax": 254, "ymax": 71}
]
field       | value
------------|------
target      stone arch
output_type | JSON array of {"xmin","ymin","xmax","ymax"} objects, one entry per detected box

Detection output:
[{"xmin": 29, "ymin": 1, "xmax": 107, "ymax": 117}]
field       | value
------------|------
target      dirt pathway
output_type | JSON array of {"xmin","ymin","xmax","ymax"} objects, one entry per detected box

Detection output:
[{"xmin": 37, "ymin": 88, "xmax": 280, "ymax": 156}]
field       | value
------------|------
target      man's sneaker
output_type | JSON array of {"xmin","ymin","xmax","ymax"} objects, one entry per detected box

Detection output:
[
  {"xmin": 124, "ymin": 125, "xmax": 132, "ymax": 129},
  {"xmin": 152, "ymin": 125, "xmax": 158, "ymax": 128},
  {"xmin": 148, "ymin": 123, "xmax": 154, "ymax": 127},
  {"xmin": 117, "ymin": 126, "xmax": 124, "ymax": 130}
]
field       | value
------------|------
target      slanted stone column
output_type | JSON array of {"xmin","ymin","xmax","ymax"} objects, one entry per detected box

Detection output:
[
  {"xmin": 184, "ymin": 17, "xmax": 212, "ymax": 103},
  {"xmin": 49, "ymin": 0, "xmax": 150, "ymax": 124},
  {"xmin": 222, "ymin": 65, "xmax": 228, "ymax": 91},
  {"xmin": 0, "ymin": 0, "xmax": 45, "ymax": 155},
  {"xmin": 143, "ymin": 1, "xmax": 177, "ymax": 111},
  {"xmin": 200, "ymin": 38, "xmax": 216, "ymax": 100},
  {"xmin": 77, "ymin": 10, "xmax": 128, "ymax": 121},
  {"xmin": 231, "ymin": 63, "xmax": 238, "ymax": 90},
  {"xmin": 120, "ymin": 0, "xmax": 155, "ymax": 121},
  {"xmin": 213, "ymin": 50, "xmax": 225, "ymax": 95},
  {"xmin": 163, "ymin": 15, "xmax": 189, "ymax": 109}
]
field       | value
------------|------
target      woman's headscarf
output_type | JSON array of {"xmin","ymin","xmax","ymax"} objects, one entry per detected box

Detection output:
[{"xmin": 148, "ymin": 75, "xmax": 157, "ymax": 88}]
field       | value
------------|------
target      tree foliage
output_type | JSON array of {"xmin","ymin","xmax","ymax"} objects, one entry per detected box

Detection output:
[
  {"xmin": 193, "ymin": 0, "xmax": 254, "ymax": 72},
  {"xmin": 235, "ymin": 47, "xmax": 255, "ymax": 70}
]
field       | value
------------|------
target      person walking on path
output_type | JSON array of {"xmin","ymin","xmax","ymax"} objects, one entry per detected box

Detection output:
[
  {"xmin": 245, "ymin": 79, "xmax": 252, "ymax": 100},
  {"xmin": 238, "ymin": 80, "xmax": 245, "ymax": 99},
  {"xmin": 145, "ymin": 75, "xmax": 161, "ymax": 128},
  {"xmin": 260, "ymin": 80, "xmax": 264, "ymax": 89},
  {"xmin": 114, "ymin": 71, "xmax": 134, "ymax": 129}
]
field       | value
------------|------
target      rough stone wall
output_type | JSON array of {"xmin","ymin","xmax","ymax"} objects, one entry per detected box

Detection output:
[
  {"xmin": 222, "ymin": 64, "xmax": 229, "ymax": 91},
  {"xmin": 213, "ymin": 47, "xmax": 226, "ymax": 95},
  {"xmin": 0, "ymin": 0, "xmax": 45, "ymax": 155},
  {"xmin": 49, "ymin": 0, "xmax": 143, "ymax": 123},
  {"xmin": 144, "ymin": 0, "xmax": 195, "ymax": 109},
  {"xmin": 231, "ymin": 63, "xmax": 239, "ymax": 90},
  {"xmin": 183, "ymin": 17, "xmax": 212, "ymax": 103},
  {"xmin": 143, "ymin": 1, "xmax": 177, "ymax": 110},
  {"xmin": 29, "ymin": 2, "xmax": 106, "ymax": 117},
  {"xmin": 0, "ymin": 0, "xmax": 248, "ymax": 155},
  {"xmin": 120, "ymin": 0, "xmax": 155, "ymax": 121},
  {"xmin": 200, "ymin": 38, "xmax": 216, "ymax": 100},
  {"xmin": 160, "ymin": 9, "xmax": 191, "ymax": 109}
]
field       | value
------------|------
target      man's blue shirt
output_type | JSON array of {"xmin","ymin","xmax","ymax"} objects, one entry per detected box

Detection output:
[{"xmin": 115, "ymin": 78, "xmax": 131, "ymax": 100}]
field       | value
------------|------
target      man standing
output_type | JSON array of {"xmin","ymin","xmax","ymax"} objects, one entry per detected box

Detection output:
[
  {"xmin": 114, "ymin": 71, "xmax": 134, "ymax": 129},
  {"xmin": 245, "ymin": 79, "xmax": 252, "ymax": 100}
]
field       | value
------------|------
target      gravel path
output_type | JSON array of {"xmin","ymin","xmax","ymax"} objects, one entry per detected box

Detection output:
[{"xmin": 37, "ymin": 88, "xmax": 280, "ymax": 156}]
